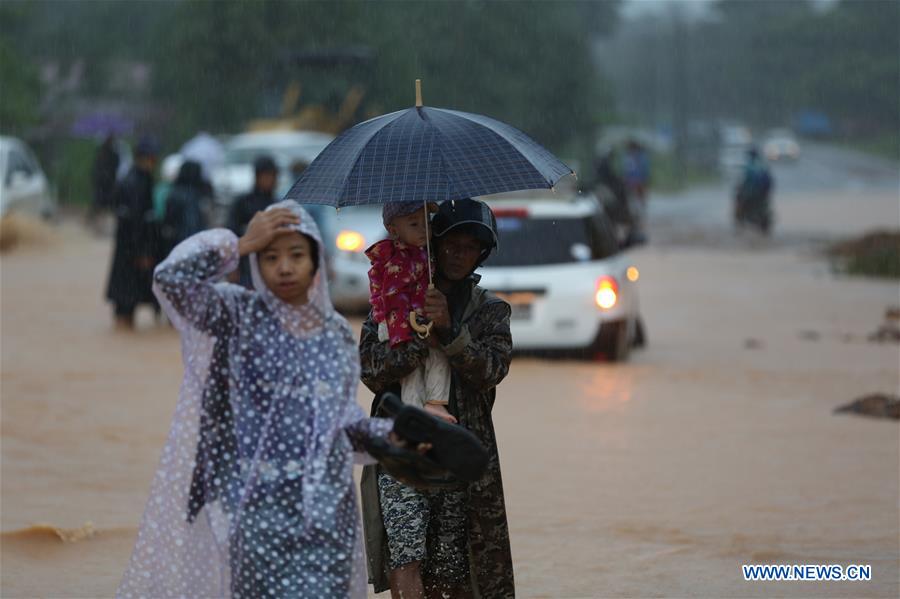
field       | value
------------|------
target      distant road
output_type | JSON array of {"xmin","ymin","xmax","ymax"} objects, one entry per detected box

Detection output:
[{"xmin": 647, "ymin": 143, "xmax": 899, "ymax": 245}]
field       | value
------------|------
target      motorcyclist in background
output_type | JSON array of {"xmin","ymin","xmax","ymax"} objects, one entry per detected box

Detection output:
[
  {"xmin": 734, "ymin": 147, "xmax": 774, "ymax": 235},
  {"xmin": 594, "ymin": 149, "xmax": 645, "ymax": 247}
]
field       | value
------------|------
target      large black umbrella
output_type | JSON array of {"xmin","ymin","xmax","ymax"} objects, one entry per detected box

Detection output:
[
  {"xmin": 285, "ymin": 81, "xmax": 573, "ymax": 332},
  {"xmin": 285, "ymin": 81, "xmax": 574, "ymax": 206}
]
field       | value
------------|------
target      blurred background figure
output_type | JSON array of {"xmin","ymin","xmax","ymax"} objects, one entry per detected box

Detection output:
[
  {"xmin": 105, "ymin": 135, "xmax": 161, "ymax": 330},
  {"xmin": 622, "ymin": 139, "xmax": 650, "ymax": 243},
  {"xmin": 623, "ymin": 139, "xmax": 650, "ymax": 203},
  {"xmin": 733, "ymin": 147, "xmax": 774, "ymax": 235},
  {"xmin": 594, "ymin": 149, "xmax": 635, "ymax": 248},
  {"xmin": 159, "ymin": 159, "xmax": 211, "ymax": 259},
  {"xmin": 87, "ymin": 134, "xmax": 120, "ymax": 229},
  {"xmin": 179, "ymin": 132, "xmax": 224, "ymax": 184},
  {"xmin": 226, "ymin": 154, "xmax": 279, "ymax": 287},
  {"xmin": 153, "ymin": 153, "xmax": 184, "ymax": 222},
  {"xmin": 289, "ymin": 157, "xmax": 328, "ymax": 239}
]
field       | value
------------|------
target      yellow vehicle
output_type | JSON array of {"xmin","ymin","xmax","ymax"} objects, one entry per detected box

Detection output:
[{"xmin": 246, "ymin": 48, "xmax": 376, "ymax": 135}]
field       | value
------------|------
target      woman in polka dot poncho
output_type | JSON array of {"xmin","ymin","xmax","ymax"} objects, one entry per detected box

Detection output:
[{"xmin": 118, "ymin": 201, "xmax": 393, "ymax": 598}]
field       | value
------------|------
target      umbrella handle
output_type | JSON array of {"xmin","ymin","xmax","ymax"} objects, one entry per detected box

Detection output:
[
  {"xmin": 424, "ymin": 199, "xmax": 434, "ymax": 286},
  {"xmin": 410, "ymin": 311, "xmax": 433, "ymax": 338}
]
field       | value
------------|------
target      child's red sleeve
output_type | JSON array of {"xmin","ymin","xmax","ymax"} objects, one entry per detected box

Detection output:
[{"xmin": 367, "ymin": 259, "xmax": 385, "ymax": 323}]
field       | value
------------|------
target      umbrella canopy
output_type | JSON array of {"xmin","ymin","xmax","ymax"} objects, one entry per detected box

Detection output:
[{"xmin": 284, "ymin": 105, "xmax": 573, "ymax": 207}]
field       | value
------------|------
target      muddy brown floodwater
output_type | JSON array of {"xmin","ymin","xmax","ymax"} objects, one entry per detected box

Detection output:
[{"xmin": 2, "ymin": 199, "xmax": 897, "ymax": 597}]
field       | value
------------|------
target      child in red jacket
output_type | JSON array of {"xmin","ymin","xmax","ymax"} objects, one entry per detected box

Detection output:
[{"xmin": 366, "ymin": 201, "xmax": 453, "ymax": 423}]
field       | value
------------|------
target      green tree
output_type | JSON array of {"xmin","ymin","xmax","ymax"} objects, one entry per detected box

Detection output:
[
  {"xmin": 158, "ymin": 0, "xmax": 620, "ymax": 164},
  {"xmin": 0, "ymin": 3, "xmax": 42, "ymax": 134}
]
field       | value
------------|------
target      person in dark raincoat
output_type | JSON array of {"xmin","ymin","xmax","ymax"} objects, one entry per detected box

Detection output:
[
  {"xmin": 159, "ymin": 159, "xmax": 212, "ymax": 259},
  {"xmin": 226, "ymin": 155, "xmax": 279, "ymax": 287},
  {"xmin": 734, "ymin": 147, "xmax": 774, "ymax": 233},
  {"xmin": 360, "ymin": 198, "xmax": 515, "ymax": 598},
  {"xmin": 105, "ymin": 136, "xmax": 161, "ymax": 329},
  {"xmin": 88, "ymin": 134, "xmax": 120, "ymax": 223}
]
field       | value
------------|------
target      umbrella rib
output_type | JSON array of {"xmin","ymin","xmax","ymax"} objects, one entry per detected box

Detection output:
[
  {"xmin": 430, "ymin": 108, "xmax": 550, "ymax": 198},
  {"xmin": 338, "ymin": 110, "xmax": 408, "ymax": 206},
  {"xmin": 438, "ymin": 108, "xmax": 573, "ymax": 186}
]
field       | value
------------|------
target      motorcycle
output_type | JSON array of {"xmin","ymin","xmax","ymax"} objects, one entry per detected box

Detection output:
[{"xmin": 733, "ymin": 161, "xmax": 774, "ymax": 235}]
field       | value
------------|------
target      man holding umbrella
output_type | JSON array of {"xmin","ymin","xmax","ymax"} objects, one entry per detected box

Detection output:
[
  {"xmin": 359, "ymin": 198, "xmax": 515, "ymax": 598},
  {"xmin": 284, "ymin": 80, "xmax": 573, "ymax": 598}
]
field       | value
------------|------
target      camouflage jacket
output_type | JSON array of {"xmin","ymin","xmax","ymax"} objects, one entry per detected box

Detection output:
[{"xmin": 359, "ymin": 275, "xmax": 515, "ymax": 597}]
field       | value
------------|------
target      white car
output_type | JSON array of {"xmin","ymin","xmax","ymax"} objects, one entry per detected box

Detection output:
[
  {"xmin": 478, "ymin": 192, "xmax": 644, "ymax": 361},
  {"xmin": 325, "ymin": 194, "xmax": 645, "ymax": 360},
  {"xmin": 718, "ymin": 123, "xmax": 753, "ymax": 179},
  {"xmin": 0, "ymin": 136, "xmax": 56, "ymax": 220},
  {"xmin": 763, "ymin": 129, "xmax": 800, "ymax": 162},
  {"xmin": 211, "ymin": 130, "xmax": 335, "ymax": 223},
  {"xmin": 320, "ymin": 205, "xmax": 386, "ymax": 313}
]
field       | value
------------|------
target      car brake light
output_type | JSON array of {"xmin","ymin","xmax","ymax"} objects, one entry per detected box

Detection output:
[
  {"xmin": 492, "ymin": 208, "xmax": 529, "ymax": 218},
  {"xmin": 595, "ymin": 276, "xmax": 618, "ymax": 309},
  {"xmin": 336, "ymin": 230, "xmax": 365, "ymax": 252}
]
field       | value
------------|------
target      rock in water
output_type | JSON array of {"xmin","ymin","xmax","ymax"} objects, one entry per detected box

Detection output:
[{"xmin": 834, "ymin": 394, "xmax": 900, "ymax": 420}]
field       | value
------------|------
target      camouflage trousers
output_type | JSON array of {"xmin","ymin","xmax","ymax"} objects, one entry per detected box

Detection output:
[{"xmin": 377, "ymin": 471, "xmax": 469, "ymax": 584}]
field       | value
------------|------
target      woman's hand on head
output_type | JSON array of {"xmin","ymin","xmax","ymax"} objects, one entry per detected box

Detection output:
[{"xmin": 238, "ymin": 208, "xmax": 300, "ymax": 256}]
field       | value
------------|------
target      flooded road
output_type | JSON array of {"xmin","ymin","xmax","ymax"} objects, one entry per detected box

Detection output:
[{"xmin": 2, "ymin": 173, "xmax": 898, "ymax": 597}]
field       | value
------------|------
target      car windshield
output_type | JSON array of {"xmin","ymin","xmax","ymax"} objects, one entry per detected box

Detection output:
[
  {"xmin": 484, "ymin": 214, "xmax": 619, "ymax": 267},
  {"xmin": 225, "ymin": 144, "xmax": 328, "ymax": 166}
]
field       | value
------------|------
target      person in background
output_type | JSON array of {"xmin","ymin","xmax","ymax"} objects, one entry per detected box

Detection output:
[
  {"xmin": 105, "ymin": 136, "xmax": 161, "ymax": 330},
  {"xmin": 623, "ymin": 139, "xmax": 650, "ymax": 204},
  {"xmin": 226, "ymin": 155, "xmax": 279, "ymax": 287},
  {"xmin": 290, "ymin": 158, "xmax": 327, "ymax": 236},
  {"xmin": 594, "ymin": 150, "xmax": 634, "ymax": 244},
  {"xmin": 88, "ymin": 134, "xmax": 120, "ymax": 227},
  {"xmin": 734, "ymin": 147, "xmax": 774, "ymax": 234},
  {"xmin": 159, "ymin": 160, "xmax": 212, "ymax": 259},
  {"xmin": 622, "ymin": 140, "xmax": 651, "ymax": 245},
  {"xmin": 152, "ymin": 154, "xmax": 183, "ymax": 222}
]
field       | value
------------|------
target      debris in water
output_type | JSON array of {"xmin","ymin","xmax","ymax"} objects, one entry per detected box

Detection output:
[
  {"xmin": 827, "ymin": 230, "xmax": 900, "ymax": 279},
  {"xmin": 868, "ymin": 324, "xmax": 900, "ymax": 343},
  {"xmin": 867, "ymin": 306, "xmax": 900, "ymax": 343},
  {"xmin": 0, "ymin": 214, "xmax": 58, "ymax": 252},
  {"xmin": 10, "ymin": 521, "xmax": 98, "ymax": 543},
  {"xmin": 743, "ymin": 338, "xmax": 763, "ymax": 350},
  {"xmin": 833, "ymin": 394, "xmax": 900, "ymax": 420}
]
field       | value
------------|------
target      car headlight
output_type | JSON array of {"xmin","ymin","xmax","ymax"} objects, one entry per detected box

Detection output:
[
  {"xmin": 336, "ymin": 230, "xmax": 366, "ymax": 252},
  {"xmin": 595, "ymin": 276, "xmax": 618, "ymax": 310}
]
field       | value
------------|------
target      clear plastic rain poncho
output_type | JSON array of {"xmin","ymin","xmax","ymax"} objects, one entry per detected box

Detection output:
[{"xmin": 118, "ymin": 201, "xmax": 390, "ymax": 598}]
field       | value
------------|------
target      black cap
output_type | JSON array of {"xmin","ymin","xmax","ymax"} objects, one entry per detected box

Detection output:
[
  {"xmin": 134, "ymin": 135, "xmax": 161, "ymax": 158},
  {"xmin": 432, "ymin": 199, "xmax": 499, "ymax": 262}
]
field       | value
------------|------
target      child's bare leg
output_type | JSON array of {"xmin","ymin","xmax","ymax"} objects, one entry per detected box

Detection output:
[
  {"xmin": 389, "ymin": 562, "xmax": 425, "ymax": 599},
  {"xmin": 424, "ymin": 578, "xmax": 472, "ymax": 599},
  {"xmin": 423, "ymin": 348, "xmax": 454, "ymax": 422}
]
